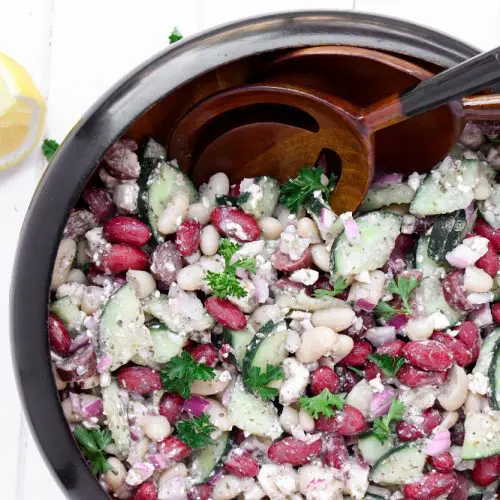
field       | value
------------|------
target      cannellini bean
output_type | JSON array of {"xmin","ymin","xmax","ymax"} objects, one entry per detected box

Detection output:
[
  {"xmin": 188, "ymin": 201, "xmax": 211, "ymax": 225},
  {"xmin": 177, "ymin": 264, "xmax": 205, "ymax": 291},
  {"xmin": 464, "ymin": 266, "xmax": 494, "ymax": 292},
  {"xmin": 406, "ymin": 315, "xmax": 435, "ymax": 341},
  {"xmin": 205, "ymin": 173, "xmax": 230, "ymax": 202},
  {"xmin": 213, "ymin": 475, "xmax": 245, "ymax": 500},
  {"xmin": 298, "ymin": 408, "xmax": 315, "ymax": 432},
  {"xmin": 204, "ymin": 398, "xmax": 234, "ymax": 431},
  {"xmin": 157, "ymin": 192, "xmax": 189, "ymax": 235},
  {"xmin": 126, "ymin": 270, "xmax": 156, "ymax": 298},
  {"xmin": 81, "ymin": 285, "xmax": 106, "ymax": 315},
  {"xmin": 310, "ymin": 306, "xmax": 355, "ymax": 332},
  {"xmin": 437, "ymin": 364, "xmax": 468, "ymax": 411},
  {"xmin": 251, "ymin": 304, "xmax": 282, "ymax": 325},
  {"xmin": 67, "ymin": 268, "xmax": 87, "ymax": 284},
  {"xmin": 259, "ymin": 217, "xmax": 282, "ymax": 240},
  {"xmin": 159, "ymin": 463, "xmax": 188, "ymax": 487},
  {"xmin": 127, "ymin": 438, "xmax": 150, "ymax": 466},
  {"xmin": 200, "ymin": 224, "xmax": 220, "ymax": 256},
  {"xmin": 297, "ymin": 217, "xmax": 321, "ymax": 244},
  {"xmin": 328, "ymin": 334, "xmax": 354, "ymax": 363},
  {"xmin": 158, "ymin": 464, "xmax": 188, "ymax": 499},
  {"xmin": 185, "ymin": 249, "xmax": 201, "ymax": 264},
  {"xmin": 296, "ymin": 327, "xmax": 338, "ymax": 363},
  {"xmin": 438, "ymin": 411, "xmax": 459, "ymax": 430},
  {"xmin": 140, "ymin": 415, "xmax": 171, "ymax": 442},
  {"xmin": 464, "ymin": 391, "xmax": 487, "ymax": 414},
  {"xmin": 345, "ymin": 379, "xmax": 373, "ymax": 417},
  {"xmin": 280, "ymin": 406, "xmax": 300, "ymax": 434},
  {"xmin": 310, "ymin": 244, "xmax": 330, "ymax": 272},
  {"xmin": 258, "ymin": 464, "xmax": 296, "ymax": 499},
  {"xmin": 298, "ymin": 465, "xmax": 342, "ymax": 500},
  {"xmin": 61, "ymin": 397, "xmax": 81, "ymax": 423},
  {"xmin": 279, "ymin": 358, "xmax": 310, "ymax": 405},
  {"xmin": 51, "ymin": 238, "xmax": 77, "ymax": 291},
  {"xmin": 104, "ymin": 457, "xmax": 127, "ymax": 492},
  {"xmin": 191, "ymin": 369, "xmax": 231, "ymax": 395}
]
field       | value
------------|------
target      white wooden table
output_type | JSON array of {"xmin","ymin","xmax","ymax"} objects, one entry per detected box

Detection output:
[{"xmin": 1, "ymin": 1, "xmax": 500, "ymax": 498}]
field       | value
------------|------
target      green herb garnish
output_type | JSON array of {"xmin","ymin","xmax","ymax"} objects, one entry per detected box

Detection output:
[
  {"xmin": 347, "ymin": 366, "xmax": 364, "ymax": 377},
  {"xmin": 313, "ymin": 277, "xmax": 348, "ymax": 298},
  {"xmin": 216, "ymin": 192, "xmax": 250, "ymax": 207},
  {"xmin": 368, "ymin": 353, "xmax": 405, "ymax": 378},
  {"xmin": 372, "ymin": 399, "xmax": 406, "ymax": 443},
  {"xmin": 299, "ymin": 389, "xmax": 345, "ymax": 419},
  {"xmin": 73, "ymin": 426, "xmax": 113, "ymax": 475},
  {"xmin": 169, "ymin": 27, "xmax": 183, "ymax": 44},
  {"xmin": 176, "ymin": 414, "xmax": 215, "ymax": 448},
  {"xmin": 374, "ymin": 275, "xmax": 419, "ymax": 320},
  {"xmin": 42, "ymin": 138, "xmax": 59, "ymax": 161},
  {"xmin": 245, "ymin": 364, "xmax": 284, "ymax": 401}
]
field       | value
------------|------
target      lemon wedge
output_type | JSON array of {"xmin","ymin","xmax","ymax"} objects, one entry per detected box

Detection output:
[{"xmin": 0, "ymin": 52, "xmax": 46, "ymax": 170}]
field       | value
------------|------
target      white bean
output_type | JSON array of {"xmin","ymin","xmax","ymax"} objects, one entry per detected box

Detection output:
[
  {"xmin": 464, "ymin": 266, "xmax": 493, "ymax": 293},
  {"xmin": 213, "ymin": 475, "xmax": 245, "ymax": 500},
  {"xmin": 159, "ymin": 463, "xmax": 187, "ymax": 487},
  {"xmin": 311, "ymin": 306, "xmax": 355, "ymax": 332},
  {"xmin": 297, "ymin": 217, "xmax": 321, "ymax": 244},
  {"xmin": 81, "ymin": 286, "xmax": 106, "ymax": 315},
  {"xmin": 104, "ymin": 457, "xmax": 127, "ymax": 492},
  {"xmin": 464, "ymin": 391, "xmax": 487, "ymax": 414},
  {"xmin": 61, "ymin": 397, "xmax": 81, "ymax": 423},
  {"xmin": 259, "ymin": 216, "xmax": 282, "ymax": 240},
  {"xmin": 51, "ymin": 238, "xmax": 77, "ymax": 291},
  {"xmin": 204, "ymin": 398, "xmax": 234, "ymax": 431},
  {"xmin": 329, "ymin": 334, "xmax": 354, "ymax": 363},
  {"xmin": 310, "ymin": 244, "xmax": 330, "ymax": 272},
  {"xmin": 140, "ymin": 415, "xmax": 171, "ymax": 442},
  {"xmin": 279, "ymin": 406, "xmax": 300, "ymax": 434},
  {"xmin": 187, "ymin": 201, "xmax": 211, "ymax": 225},
  {"xmin": 184, "ymin": 249, "xmax": 201, "ymax": 264},
  {"xmin": 298, "ymin": 408, "xmax": 315, "ymax": 432},
  {"xmin": 67, "ymin": 268, "xmax": 87, "ymax": 285},
  {"xmin": 157, "ymin": 192, "xmax": 189, "ymax": 235},
  {"xmin": 177, "ymin": 264, "xmax": 205, "ymax": 291},
  {"xmin": 126, "ymin": 270, "xmax": 157, "ymax": 298},
  {"xmin": 208, "ymin": 172, "xmax": 230, "ymax": 198},
  {"xmin": 251, "ymin": 304, "xmax": 282, "ymax": 325},
  {"xmin": 191, "ymin": 369, "xmax": 231, "ymax": 395},
  {"xmin": 296, "ymin": 327, "xmax": 338, "ymax": 363},
  {"xmin": 258, "ymin": 464, "xmax": 288, "ymax": 500},
  {"xmin": 200, "ymin": 225, "xmax": 220, "ymax": 256},
  {"xmin": 406, "ymin": 315, "xmax": 435, "ymax": 341},
  {"xmin": 438, "ymin": 364, "xmax": 468, "ymax": 411}
]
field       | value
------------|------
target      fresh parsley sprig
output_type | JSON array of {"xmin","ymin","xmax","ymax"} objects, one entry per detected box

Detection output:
[
  {"xmin": 246, "ymin": 364, "xmax": 284, "ymax": 401},
  {"xmin": 169, "ymin": 27, "xmax": 183, "ymax": 44},
  {"xmin": 279, "ymin": 166, "xmax": 337, "ymax": 213},
  {"xmin": 313, "ymin": 277, "xmax": 348, "ymax": 298},
  {"xmin": 299, "ymin": 389, "xmax": 345, "ymax": 419},
  {"xmin": 176, "ymin": 414, "xmax": 215, "ymax": 448},
  {"xmin": 375, "ymin": 275, "xmax": 419, "ymax": 320},
  {"xmin": 368, "ymin": 353, "xmax": 405, "ymax": 378},
  {"xmin": 73, "ymin": 426, "xmax": 113, "ymax": 475},
  {"xmin": 42, "ymin": 138, "xmax": 59, "ymax": 161},
  {"xmin": 372, "ymin": 399, "xmax": 406, "ymax": 443},
  {"xmin": 160, "ymin": 351, "xmax": 215, "ymax": 399},
  {"xmin": 205, "ymin": 239, "xmax": 256, "ymax": 299}
]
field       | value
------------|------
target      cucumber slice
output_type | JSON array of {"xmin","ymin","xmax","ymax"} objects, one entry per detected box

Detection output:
[
  {"xmin": 101, "ymin": 380, "xmax": 130, "ymax": 458},
  {"xmin": 462, "ymin": 412, "xmax": 500, "ymax": 459},
  {"xmin": 358, "ymin": 433, "xmax": 393, "ymax": 465},
  {"xmin": 479, "ymin": 182, "xmax": 500, "ymax": 229},
  {"xmin": 50, "ymin": 296, "xmax": 85, "ymax": 335},
  {"xmin": 228, "ymin": 377, "xmax": 282, "ymax": 440},
  {"xmin": 223, "ymin": 328, "xmax": 255, "ymax": 368},
  {"xmin": 239, "ymin": 176, "xmax": 280, "ymax": 218},
  {"xmin": 370, "ymin": 444, "xmax": 426, "ymax": 485},
  {"xmin": 488, "ymin": 337, "xmax": 500, "ymax": 410},
  {"xmin": 148, "ymin": 322, "xmax": 186, "ymax": 364},
  {"xmin": 415, "ymin": 236, "xmax": 448, "ymax": 279},
  {"xmin": 472, "ymin": 328, "xmax": 500, "ymax": 378},
  {"xmin": 98, "ymin": 284, "xmax": 153, "ymax": 372},
  {"xmin": 410, "ymin": 158, "xmax": 479, "ymax": 216},
  {"xmin": 330, "ymin": 212, "xmax": 401, "ymax": 278},
  {"xmin": 359, "ymin": 183, "xmax": 415, "ymax": 213},
  {"xmin": 413, "ymin": 277, "xmax": 463, "ymax": 326},
  {"xmin": 190, "ymin": 432, "xmax": 230, "ymax": 485}
]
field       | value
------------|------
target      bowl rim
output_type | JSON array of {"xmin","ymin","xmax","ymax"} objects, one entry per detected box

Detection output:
[{"xmin": 10, "ymin": 10, "xmax": 479, "ymax": 499}]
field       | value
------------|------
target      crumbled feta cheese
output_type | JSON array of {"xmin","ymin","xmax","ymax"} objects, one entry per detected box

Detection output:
[
  {"xmin": 468, "ymin": 372, "xmax": 489, "ymax": 395},
  {"xmin": 280, "ymin": 225, "xmax": 310, "ymax": 261},
  {"xmin": 113, "ymin": 182, "xmax": 139, "ymax": 213},
  {"xmin": 240, "ymin": 178, "xmax": 264, "ymax": 210},
  {"xmin": 368, "ymin": 374, "xmax": 385, "ymax": 393},
  {"xmin": 225, "ymin": 221, "xmax": 248, "ymax": 241},
  {"xmin": 407, "ymin": 172, "xmax": 421, "ymax": 191},
  {"xmin": 125, "ymin": 462, "xmax": 154, "ymax": 486},
  {"xmin": 290, "ymin": 268, "xmax": 319, "ymax": 286},
  {"xmin": 468, "ymin": 292, "xmax": 494, "ymax": 305},
  {"xmin": 354, "ymin": 271, "xmax": 371, "ymax": 284},
  {"xmin": 345, "ymin": 461, "xmax": 369, "ymax": 500},
  {"xmin": 219, "ymin": 370, "xmax": 232, "ymax": 382},
  {"xmin": 56, "ymin": 282, "xmax": 87, "ymax": 307},
  {"xmin": 401, "ymin": 215, "xmax": 416, "ymax": 234},
  {"xmin": 430, "ymin": 311, "xmax": 451, "ymax": 330},
  {"xmin": 286, "ymin": 330, "xmax": 301, "ymax": 353}
]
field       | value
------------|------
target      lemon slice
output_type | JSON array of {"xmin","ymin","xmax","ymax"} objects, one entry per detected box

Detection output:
[{"xmin": 0, "ymin": 52, "xmax": 46, "ymax": 170}]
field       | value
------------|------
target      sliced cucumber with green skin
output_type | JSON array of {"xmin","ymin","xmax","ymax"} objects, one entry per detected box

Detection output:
[
  {"xmin": 148, "ymin": 321, "xmax": 186, "ymax": 364},
  {"xmin": 223, "ymin": 328, "xmax": 255, "ymax": 368},
  {"xmin": 462, "ymin": 412, "xmax": 500, "ymax": 459},
  {"xmin": 415, "ymin": 236, "xmax": 448, "ymax": 278},
  {"xmin": 50, "ymin": 296, "xmax": 85, "ymax": 335},
  {"xmin": 330, "ymin": 212, "xmax": 401, "ymax": 278},
  {"xmin": 358, "ymin": 433, "xmax": 393, "ymax": 465},
  {"xmin": 479, "ymin": 182, "xmax": 500, "ymax": 229},
  {"xmin": 141, "ymin": 137, "xmax": 167, "ymax": 161},
  {"xmin": 359, "ymin": 183, "xmax": 415, "ymax": 213},
  {"xmin": 190, "ymin": 431, "xmax": 230, "ymax": 485},
  {"xmin": 239, "ymin": 176, "xmax": 280, "ymax": 218},
  {"xmin": 101, "ymin": 380, "xmax": 130, "ymax": 458},
  {"xmin": 370, "ymin": 444, "xmax": 426, "ymax": 485},
  {"xmin": 228, "ymin": 377, "xmax": 282, "ymax": 440},
  {"xmin": 487, "ymin": 337, "xmax": 500, "ymax": 410},
  {"xmin": 413, "ymin": 277, "xmax": 463, "ymax": 326},
  {"xmin": 98, "ymin": 284, "xmax": 153, "ymax": 372},
  {"xmin": 428, "ymin": 208, "xmax": 476, "ymax": 261},
  {"xmin": 472, "ymin": 328, "xmax": 500, "ymax": 378}
]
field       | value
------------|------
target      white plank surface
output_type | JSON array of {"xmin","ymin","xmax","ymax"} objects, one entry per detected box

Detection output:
[{"xmin": 2, "ymin": 0, "xmax": 500, "ymax": 498}]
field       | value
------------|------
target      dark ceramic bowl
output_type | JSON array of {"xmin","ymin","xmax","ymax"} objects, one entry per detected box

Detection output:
[{"xmin": 11, "ymin": 10, "xmax": 480, "ymax": 499}]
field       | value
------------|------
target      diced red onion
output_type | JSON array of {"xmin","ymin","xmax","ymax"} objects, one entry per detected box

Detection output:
[
  {"xmin": 465, "ymin": 202, "xmax": 475, "ymax": 223},
  {"xmin": 130, "ymin": 425, "xmax": 144, "ymax": 442},
  {"xmin": 370, "ymin": 389, "xmax": 395, "ymax": 417},
  {"xmin": 182, "ymin": 395, "xmax": 209, "ymax": 417},
  {"xmin": 372, "ymin": 173, "xmax": 403, "ymax": 187},
  {"xmin": 445, "ymin": 245, "xmax": 479, "ymax": 268},
  {"xmin": 341, "ymin": 212, "xmax": 360, "ymax": 244},
  {"xmin": 467, "ymin": 292, "xmax": 494, "ymax": 305},
  {"xmin": 388, "ymin": 313, "xmax": 409, "ymax": 330},
  {"xmin": 252, "ymin": 276, "xmax": 269, "ymax": 303},
  {"xmin": 126, "ymin": 462, "xmax": 155, "ymax": 486},
  {"xmin": 469, "ymin": 303, "xmax": 493, "ymax": 328},
  {"xmin": 424, "ymin": 429, "xmax": 451, "ymax": 456},
  {"xmin": 208, "ymin": 468, "xmax": 224, "ymax": 485},
  {"xmin": 97, "ymin": 352, "xmax": 112, "ymax": 373},
  {"xmin": 320, "ymin": 208, "xmax": 335, "ymax": 228},
  {"xmin": 148, "ymin": 453, "xmax": 168, "ymax": 471},
  {"xmin": 364, "ymin": 326, "xmax": 396, "ymax": 347},
  {"xmin": 69, "ymin": 333, "xmax": 92, "ymax": 354},
  {"xmin": 355, "ymin": 298, "xmax": 376, "ymax": 312},
  {"xmin": 81, "ymin": 396, "xmax": 103, "ymax": 418},
  {"xmin": 69, "ymin": 392, "xmax": 82, "ymax": 414}
]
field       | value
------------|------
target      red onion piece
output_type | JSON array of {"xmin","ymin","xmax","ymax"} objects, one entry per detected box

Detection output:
[
  {"xmin": 445, "ymin": 245, "xmax": 479, "ymax": 268},
  {"xmin": 424, "ymin": 429, "xmax": 451, "ymax": 456},
  {"xmin": 388, "ymin": 313, "xmax": 409, "ymax": 330},
  {"xmin": 355, "ymin": 298, "xmax": 376, "ymax": 312},
  {"xmin": 372, "ymin": 173, "xmax": 403, "ymax": 187},
  {"xmin": 148, "ymin": 453, "xmax": 168, "ymax": 471},
  {"xmin": 364, "ymin": 326, "xmax": 396, "ymax": 347},
  {"xmin": 465, "ymin": 202, "xmax": 475, "ymax": 224},
  {"xmin": 320, "ymin": 208, "xmax": 335, "ymax": 228},
  {"xmin": 97, "ymin": 352, "xmax": 112, "ymax": 373},
  {"xmin": 208, "ymin": 468, "xmax": 224, "ymax": 485},
  {"xmin": 182, "ymin": 395, "xmax": 209, "ymax": 417},
  {"xmin": 252, "ymin": 276, "xmax": 269, "ymax": 303},
  {"xmin": 469, "ymin": 303, "xmax": 493, "ymax": 328},
  {"xmin": 69, "ymin": 333, "xmax": 92, "ymax": 354},
  {"xmin": 370, "ymin": 388, "xmax": 395, "ymax": 417},
  {"xmin": 81, "ymin": 396, "xmax": 104, "ymax": 418},
  {"xmin": 341, "ymin": 212, "xmax": 360, "ymax": 244},
  {"xmin": 69, "ymin": 392, "xmax": 82, "ymax": 414}
]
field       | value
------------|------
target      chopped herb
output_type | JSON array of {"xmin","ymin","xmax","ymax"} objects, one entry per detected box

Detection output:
[
  {"xmin": 176, "ymin": 414, "xmax": 215, "ymax": 448},
  {"xmin": 42, "ymin": 138, "xmax": 59, "ymax": 161},
  {"xmin": 313, "ymin": 277, "xmax": 348, "ymax": 298},
  {"xmin": 216, "ymin": 192, "xmax": 251, "ymax": 207},
  {"xmin": 160, "ymin": 351, "xmax": 215, "ymax": 399},
  {"xmin": 368, "ymin": 353, "xmax": 405, "ymax": 378},
  {"xmin": 245, "ymin": 364, "xmax": 284, "ymax": 401},
  {"xmin": 372, "ymin": 399, "xmax": 406, "ymax": 443},
  {"xmin": 375, "ymin": 275, "xmax": 419, "ymax": 320},
  {"xmin": 205, "ymin": 238, "xmax": 256, "ymax": 299},
  {"xmin": 73, "ymin": 426, "xmax": 113, "ymax": 475},
  {"xmin": 169, "ymin": 27, "xmax": 183, "ymax": 44},
  {"xmin": 81, "ymin": 262, "xmax": 91, "ymax": 273},
  {"xmin": 347, "ymin": 366, "xmax": 364, "ymax": 377},
  {"xmin": 299, "ymin": 389, "xmax": 345, "ymax": 419}
]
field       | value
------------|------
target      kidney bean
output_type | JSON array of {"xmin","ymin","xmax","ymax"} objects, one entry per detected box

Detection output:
[
  {"xmin": 346, "ymin": 310, "xmax": 374, "ymax": 339},
  {"xmin": 133, "ymin": 481, "xmax": 158, "ymax": 500},
  {"xmin": 364, "ymin": 362, "xmax": 383, "ymax": 381},
  {"xmin": 103, "ymin": 216, "xmax": 151, "ymax": 247},
  {"xmin": 422, "ymin": 409, "xmax": 441, "ymax": 434},
  {"xmin": 403, "ymin": 340, "xmax": 454, "ymax": 371},
  {"xmin": 185, "ymin": 343, "xmax": 218, "ymax": 367},
  {"xmin": 322, "ymin": 434, "xmax": 348, "ymax": 469},
  {"xmin": 471, "ymin": 455, "xmax": 500, "ymax": 486},
  {"xmin": 382, "ymin": 234, "xmax": 415, "ymax": 275},
  {"xmin": 430, "ymin": 331, "xmax": 473, "ymax": 367},
  {"xmin": 340, "ymin": 368, "xmax": 361, "ymax": 393},
  {"xmin": 268, "ymin": 437, "xmax": 322, "ymax": 466},
  {"xmin": 310, "ymin": 366, "xmax": 340, "ymax": 395},
  {"xmin": 82, "ymin": 187, "xmax": 115, "ymax": 222},
  {"xmin": 56, "ymin": 345, "xmax": 97, "ymax": 382},
  {"xmin": 159, "ymin": 393, "xmax": 184, "ymax": 424},
  {"xmin": 205, "ymin": 297, "xmax": 246, "ymax": 329},
  {"xmin": 272, "ymin": 278, "xmax": 308, "ymax": 296},
  {"xmin": 455, "ymin": 321, "xmax": 480, "ymax": 361},
  {"xmin": 224, "ymin": 451, "xmax": 259, "ymax": 477},
  {"xmin": 150, "ymin": 241, "xmax": 182, "ymax": 290},
  {"xmin": 396, "ymin": 364, "xmax": 449, "ymax": 388},
  {"xmin": 271, "ymin": 248, "xmax": 313, "ymax": 273},
  {"xmin": 474, "ymin": 218, "xmax": 500, "ymax": 251},
  {"xmin": 104, "ymin": 138, "xmax": 141, "ymax": 180},
  {"xmin": 337, "ymin": 340, "xmax": 372, "ymax": 367},
  {"xmin": 117, "ymin": 366, "xmax": 162, "ymax": 394},
  {"xmin": 211, "ymin": 206, "xmax": 260, "ymax": 242},
  {"xmin": 402, "ymin": 471, "xmax": 457, "ymax": 499},
  {"xmin": 316, "ymin": 405, "xmax": 365, "ymax": 436},
  {"xmin": 188, "ymin": 484, "xmax": 213, "ymax": 500},
  {"xmin": 492, "ymin": 303, "xmax": 500, "ymax": 323},
  {"xmin": 413, "ymin": 216, "xmax": 435, "ymax": 235},
  {"xmin": 449, "ymin": 472, "xmax": 468, "ymax": 500},
  {"xmin": 428, "ymin": 451, "xmax": 454, "ymax": 472},
  {"xmin": 158, "ymin": 436, "xmax": 192, "ymax": 461},
  {"xmin": 376, "ymin": 339, "xmax": 406, "ymax": 357},
  {"xmin": 475, "ymin": 241, "xmax": 499, "ymax": 277},
  {"xmin": 175, "ymin": 219, "xmax": 202, "ymax": 257},
  {"xmin": 232, "ymin": 429, "xmax": 246, "ymax": 446},
  {"xmin": 48, "ymin": 314, "xmax": 71, "ymax": 357},
  {"xmin": 64, "ymin": 209, "xmax": 97, "ymax": 238},
  {"xmin": 396, "ymin": 421, "xmax": 424, "ymax": 441},
  {"xmin": 442, "ymin": 271, "xmax": 475, "ymax": 312},
  {"xmin": 100, "ymin": 244, "xmax": 149, "ymax": 274}
]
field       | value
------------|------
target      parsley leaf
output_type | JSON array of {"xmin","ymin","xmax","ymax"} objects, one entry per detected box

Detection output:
[
  {"xmin": 372, "ymin": 399, "xmax": 406, "ymax": 443},
  {"xmin": 73, "ymin": 426, "xmax": 113, "ymax": 475},
  {"xmin": 204, "ymin": 238, "xmax": 256, "ymax": 299},
  {"xmin": 368, "ymin": 353, "xmax": 405, "ymax": 378},
  {"xmin": 313, "ymin": 277, "xmax": 348, "ymax": 298},
  {"xmin": 169, "ymin": 27, "xmax": 183, "ymax": 44},
  {"xmin": 216, "ymin": 192, "xmax": 250, "ymax": 207},
  {"xmin": 176, "ymin": 414, "xmax": 215, "ymax": 448},
  {"xmin": 42, "ymin": 138, "xmax": 59, "ymax": 160},
  {"xmin": 347, "ymin": 366, "xmax": 364, "ymax": 377},
  {"xmin": 161, "ymin": 351, "xmax": 215, "ymax": 399},
  {"xmin": 375, "ymin": 275, "xmax": 419, "ymax": 320},
  {"xmin": 280, "ymin": 166, "xmax": 336, "ymax": 213},
  {"xmin": 245, "ymin": 364, "xmax": 284, "ymax": 401},
  {"xmin": 299, "ymin": 389, "xmax": 345, "ymax": 419}
]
